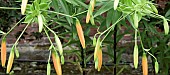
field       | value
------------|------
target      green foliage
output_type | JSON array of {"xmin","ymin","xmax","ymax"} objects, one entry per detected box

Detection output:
[{"xmin": 0, "ymin": 0, "xmax": 170, "ymax": 74}]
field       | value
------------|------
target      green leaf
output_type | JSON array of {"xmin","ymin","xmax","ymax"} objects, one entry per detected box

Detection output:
[
  {"xmin": 74, "ymin": 0, "xmax": 88, "ymax": 8},
  {"xmin": 165, "ymin": 8, "xmax": 170, "ymax": 17},
  {"xmin": 106, "ymin": 9, "xmax": 114, "ymax": 28},
  {"xmin": 119, "ymin": 6, "xmax": 133, "ymax": 14},
  {"xmin": 33, "ymin": 0, "xmax": 40, "ymax": 11},
  {"xmin": 39, "ymin": 3, "xmax": 49, "ymax": 10},
  {"xmin": 132, "ymin": 0, "xmax": 141, "ymax": 4},
  {"xmin": 86, "ymin": 54, "xmax": 93, "ymax": 63},
  {"xmin": 65, "ymin": 0, "xmax": 79, "ymax": 6},
  {"xmin": 51, "ymin": 0, "xmax": 59, "ymax": 15},
  {"xmin": 58, "ymin": 0, "xmax": 73, "ymax": 25},
  {"xmin": 23, "ymin": 14, "xmax": 34, "ymax": 23},
  {"xmin": 149, "ymin": 3, "xmax": 158, "ymax": 14},
  {"xmin": 94, "ymin": 1, "xmax": 113, "ymax": 17}
]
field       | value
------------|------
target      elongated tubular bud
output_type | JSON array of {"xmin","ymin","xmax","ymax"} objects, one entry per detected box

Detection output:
[
  {"xmin": 38, "ymin": 14, "xmax": 43, "ymax": 32},
  {"xmin": 1, "ymin": 38, "xmax": 6, "ymax": 67},
  {"xmin": 133, "ymin": 30, "xmax": 138, "ymax": 69},
  {"xmin": 97, "ymin": 48, "xmax": 102, "ymax": 71},
  {"xmin": 93, "ymin": 37, "xmax": 96, "ymax": 46},
  {"xmin": 91, "ymin": 0, "xmax": 96, "ymax": 12},
  {"xmin": 21, "ymin": 0, "xmax": 28, "ymax": 15},
  {"xmin": 6, "ymin": 49, "xmax": 14, "ymax": 74},
  {"xmin": 54, "ymin": 35, "xmax": 63, "ymax": 56},
  {"xmin": 86, "ymin": 10, "xmax": 91, "ymax": 23},
  {"xmin": 47, "ymin": 62, "xmax": 51, "ymax": 75},
  {"xmin": 94, "ymin": 38, "xmax": 100, "ymax": 61},
  {"xmin": 142, "ymin": 53, "xmax": 148, "ymax": 75},
  {"xmin": 114, "ymin": 0, "xmax": 119, "ymax": 10},
  {"xmin": 133, "ymin": 45, "xmax": 138, "ymax": 69},
  {"xmin": 52, "ymin": 50, "xmax": 62, "ymax": 75},
  {"xmin": 163, "ymin": 18, "xmax": 169, "ymax": 35},
  {"xmin": 155, "ymin": 61, "xmax": 159, "ymax": 74},
  {"xmin": 134, "ymin": 12, "xmax": 138, "ymax": 28},
  {"xmin": 86, "ymin": 0, "xmax": 95, "ymax": 23},
  {"xmin": 76, "ymin": 19, "xmax": 85, "ymax": 48},
  {"xmin": 95, "ymin": 58, "xmax": 98, "ymax": 69}
]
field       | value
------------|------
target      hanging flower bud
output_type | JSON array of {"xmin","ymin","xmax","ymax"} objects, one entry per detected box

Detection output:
[
  {"xmin": 6, "ymin": 48, "xmax": 14, "ymax": 74},
  {"xmin": 52, "ymin": 50, "xmax": 62, "ymax": 75},
  {"xmin": 1, "ymin": 38, "xmax": 6, "ymax": 67},
  {"xmin": 97, "ymin": 48, "xmax": 102, "ymax": 71},
  {"xmin": 21, "ymin": 0, "xmax": 28, "ymax": 15},
  {"xmin": 142, "ymin": 53, "xmax": 148, "ymax": 75},
  {"xmin": 76, "ymin": 19, "xmax": 85, "ymax": 48}
]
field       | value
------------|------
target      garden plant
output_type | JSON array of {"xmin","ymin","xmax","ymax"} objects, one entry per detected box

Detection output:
[{"xmin": 0, "ymin": 0, "xmax": 170, "ymax": 75}]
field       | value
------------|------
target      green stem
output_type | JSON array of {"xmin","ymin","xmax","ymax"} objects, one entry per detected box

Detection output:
[
  {"xmin": 135, "ymin": 29, "xmax": 138, "ymax": 45},
  {"xmin": 100, "ymin": 13, "xmax": 130, "ymax": 43},
  {"xmin": 0, "ymin": 7, "xmax": 20, "ymax": 10},
  {"xmin": 43, "ymin": 27, "xmax": 54, "ymax": 46},
  {"xmin": 147, "ymin": 51, "xmax": 157, "ymax": 61},
  {"xmin": 138, "ymin": 29, "xmax": 157, "ymax": 61},
  {"xmin": 138, "ymin": 31, "xmax": 145, "ymax": 50},
  {"xmin": 73, "ymin": 10, "xmax": 88, "ymax": 16},
  {"xmin": 3, "ymin": 17, "xmax": 26, "ymax": 38},
  {"xmin": 48, "ymin": 50, "xmax": 52, "ymax": 62},
  {"xmin": 44, "ymin": 25, "xmax": 56, "ymax": 35},
  {"xmin": 44, "ymin": 10, "xmax": 77, "ymax": 19},
  {"xmin": 14, "ymin": 19, "xmax": 32, "ymax": 45}
]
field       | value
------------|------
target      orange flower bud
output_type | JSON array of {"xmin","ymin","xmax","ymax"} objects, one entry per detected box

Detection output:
[
  {"xmin": 86, "ymin": 11, "xmax": 90, "ymax": 23},
  {"xmin": 52, "ymin": 50, "xmax": 62, "ymax": 75},
  {"xmin": 142, "ymin": 53, "xmax": 148, "ymax": 75},
  {"xmin": 97, "ymin": 48, "xmax": 102, "ymax": 71},
  {"xmin": 76, "ymin": 19, "xmax": 85, "ymax": 48},
  {"xmin": 1, "ymin": 38, "xmax": 6, "ymax": 67}
]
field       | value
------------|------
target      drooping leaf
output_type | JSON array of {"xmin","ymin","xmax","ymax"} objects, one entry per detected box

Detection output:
[
  {"xmin": 94, "ymin": 1, "xmax": 113, "ymax": 17},
  {"xmin": 58, "ymin": 0, "xmax": 73, "ymax": 25}
]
